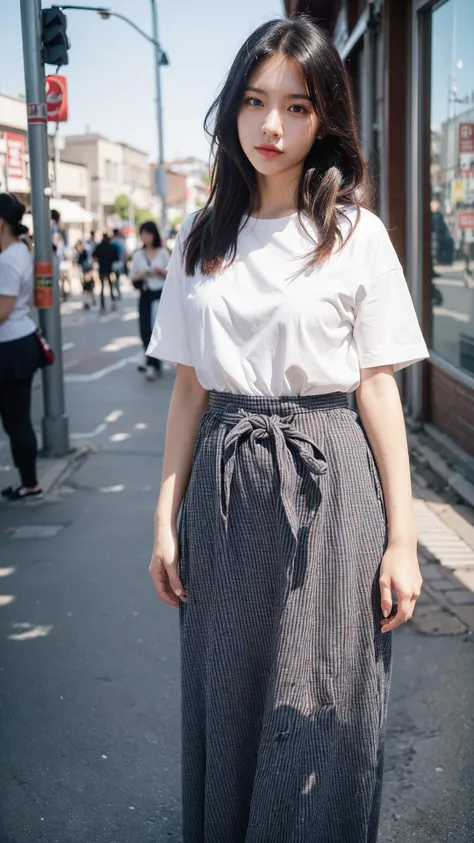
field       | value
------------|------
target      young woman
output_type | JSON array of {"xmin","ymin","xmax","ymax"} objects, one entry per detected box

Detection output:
[
  {"xmin": 0, "ymin": 194, "xmax": 42, "ymax": 501},
  {"xmin": 148, "ymin": 16, "xmax": 428, "ymax": 843},
  {"xmin": 131, "ymin": 221, "xmax": 169, "ymax": 381}
]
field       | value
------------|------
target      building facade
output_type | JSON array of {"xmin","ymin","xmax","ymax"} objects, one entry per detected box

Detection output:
[
  {"xmin": 0, "ymin": 93, "xmax": 92, "ymax": 242},
  {"xmin": 285, "ymin": 0, "xmax": 474, "ymax": 460},
  {"xmin": 63, "ymin": 134, "xmax": 153, "ymax": 230}
]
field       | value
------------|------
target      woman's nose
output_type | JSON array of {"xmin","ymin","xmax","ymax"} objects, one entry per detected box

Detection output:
[{"xmin": 261, "ymin": 109, "xmax": 283, "ymax": 137}]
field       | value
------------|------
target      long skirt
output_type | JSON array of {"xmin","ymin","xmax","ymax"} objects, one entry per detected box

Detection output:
[{"xmin": 178, "ymin": 391, "xmax": 392, "ymax": 843}]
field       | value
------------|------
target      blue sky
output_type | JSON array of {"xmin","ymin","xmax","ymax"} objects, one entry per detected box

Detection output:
[
  {"xmin": 431, "ymin": 0, "xmax": 474, "ymax": 131},
  {"xmin": 2, "ymin": 0, "xmax": 282, "ymax": 164},
  {"xmin": 3, "ymin": 1, "xmax": 473, "ymax": 164}
]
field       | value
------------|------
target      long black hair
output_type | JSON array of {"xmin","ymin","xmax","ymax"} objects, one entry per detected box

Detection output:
[
  {"xmin": 184, "ymin": 14, "xmax": 369, "ymax": 276},
  {"xmin": 0, "ymin": 193, "xmax": 26, "ymax": 237},
  {"xmin": 140, "ymin": 221, "xmax": 162, "ymax": 249}
]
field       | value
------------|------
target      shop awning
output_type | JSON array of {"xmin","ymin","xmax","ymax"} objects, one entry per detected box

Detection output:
[{"xmin": 49, "ymin": 198, "xmax": 95, "ymax": 224}]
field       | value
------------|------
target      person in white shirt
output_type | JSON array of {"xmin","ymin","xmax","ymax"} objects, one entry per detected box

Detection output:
[
  {"xmin": 0, "ymin": 194, "xmax": 42, "ymax": 500},
  {"xmin": 130, "ymin": 221, "xmax": 169, "ymax": 381},
  {"xmin": 146, "ymin": 16, "xmax": 429, "ymax": 843}
]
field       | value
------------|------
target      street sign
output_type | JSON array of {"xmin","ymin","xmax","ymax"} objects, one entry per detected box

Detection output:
[
  {"xmin": 46, "ymin": 75, "xmax": 68, "ymax": 122},
  {"xmin": 27, "ymin": 102, "xmax": 47, "ymax": 124},
  {"xmin": 459, "ymin": 123, "xmax": 474, "ymax": 154},
  {"xmin": 34, "ymin": 261, "xmax": 53, "ymax": 308},
  {"xmin": 457, "ymin": 210, "xmax": 474, "ymax": 230},
  {"xmin": 451, "ymin": 179, "xmax": 466, "ymax": 202}
]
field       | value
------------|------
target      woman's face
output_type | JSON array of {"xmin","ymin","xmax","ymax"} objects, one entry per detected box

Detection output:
[
  {"xmin": 237, "ymin": 54, "xmax": 321, "ymax": 179},
  {"xmin": 141, "ymin": 229, "xmax": 154, "ymax": 248}
]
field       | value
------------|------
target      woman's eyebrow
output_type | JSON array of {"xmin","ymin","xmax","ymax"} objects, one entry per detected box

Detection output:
[{"xmin": 245, "ymin": 85, "xmax": 312, "ymax": 101}]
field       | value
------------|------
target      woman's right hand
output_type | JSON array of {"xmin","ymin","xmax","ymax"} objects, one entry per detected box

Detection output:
[{"xmin": 149, "ymin": 523, "xmax": 187, "ymax": 608}]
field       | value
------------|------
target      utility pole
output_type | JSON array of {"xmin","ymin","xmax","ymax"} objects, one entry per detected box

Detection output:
[
  {"xmin": 151, "ymin": 0, "xmax": 168, "ymax": 236},
  {"xmin": 20, "ymin": 0, "xmax": 69, "ymax": 456}
]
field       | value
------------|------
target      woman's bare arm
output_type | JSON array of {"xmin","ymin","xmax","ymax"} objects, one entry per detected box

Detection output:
[
  {"xmin": 0, "ymin": 295, "xmax": 16, "ymax": 324},
  {"xmin": 356, "ymin": 366, "xmax": 422, "ymax": 632},
  {"xmin": 150, "ymin": 364, "xmax": 209, "ymax": 606}
]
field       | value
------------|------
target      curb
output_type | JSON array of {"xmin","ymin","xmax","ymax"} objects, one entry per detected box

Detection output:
[
  {"xmin": 407, "ymin": 422, "xmax": 474, "ymax": 509},
  {"xmin": 37, "ymin": 444, "xmax": 91, "ymax": 496}
]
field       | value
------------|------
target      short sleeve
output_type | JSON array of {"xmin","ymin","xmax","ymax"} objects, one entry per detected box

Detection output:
[
  {"xmin": 147, "ymin": 228, "xmax": 193, "ymax": 367},
  {"xmin": 0, "ymin": 255, "xmax": 22, "ymax": 297},
  {"xmin": 353, "ymin": 266, "xmax": 429, "ymax": 371},
  {"xmin": 130, "ymin": 250, "xmax": 142, "ymax": 278}
]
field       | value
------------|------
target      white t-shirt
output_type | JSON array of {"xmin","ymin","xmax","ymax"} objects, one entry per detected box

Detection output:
[
  {"xmin": 131, "ymin": 247, "xmax": 170, "ymax": 292},
  {"xmin": 0, "ymin": 241, "xmax": 36, "ymax": 343},
  {"xmin": 147, "ymin": 207, "xmax": 429, "ymax": 396}
]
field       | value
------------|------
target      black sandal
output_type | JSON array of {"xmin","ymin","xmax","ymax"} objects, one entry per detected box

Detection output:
[
  {"xmin": 5, "ymin": 487, "xmax": 43, "ymax": 501},
  {"xmin": 1, "ymin": 485, "xmax": 17, "ymax": 498}
]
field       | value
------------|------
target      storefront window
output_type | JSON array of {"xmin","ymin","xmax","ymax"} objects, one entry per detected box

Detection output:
[{"xmin": 430, "ymin": 0, "xmax": 474, "ymax": 375}]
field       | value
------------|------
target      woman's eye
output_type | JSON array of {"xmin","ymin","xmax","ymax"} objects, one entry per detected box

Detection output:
[
  {"xmin": 289, "ymin": 104, "xmax": 308, "ymax": 114},
  {"xmin": 244, "ymin": 97, "xmax": 262, "ymax": 107}
]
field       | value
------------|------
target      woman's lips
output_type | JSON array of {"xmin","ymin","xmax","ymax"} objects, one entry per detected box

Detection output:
[{"xmin": 255, "ymin": 146, "xmax": 283, "ymax": 158}]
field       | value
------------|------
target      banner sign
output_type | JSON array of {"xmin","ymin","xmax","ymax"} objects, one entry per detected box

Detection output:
[
  {"xmin": 457, "ymin": 210, "xmax": 474, "ymax": 230},
  {"xmin": 459, "ymin": 123, "xmax": 474, "ymax": 154},
  {"xmin": 5, "ymin": 133, "xmax": 25, "ymax": 181}
]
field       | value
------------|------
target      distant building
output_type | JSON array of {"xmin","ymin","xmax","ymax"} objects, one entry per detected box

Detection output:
[
  {"xmin": 63, "ymin": 133, "xmax": 153, "ymax": 230},
  {"xmin": 151, "ymin": 156, "xmax": 210, "ymax": 223},
  {"xmin": 0, "ymin": 93, "xmax": 92, "ymax": 241}
]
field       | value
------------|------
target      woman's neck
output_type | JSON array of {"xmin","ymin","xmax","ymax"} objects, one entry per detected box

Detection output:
[
  {"xmin": 253, "ymin": 165, "xmax": 301, "ymax": 219},
  {"xmin": 0, "ymin": 232, "xmax": 17, "ymax": 252}
]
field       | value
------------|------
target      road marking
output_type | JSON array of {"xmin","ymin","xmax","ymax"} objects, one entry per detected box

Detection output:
[
  {"xmin": 70, "ymin": 424, "xmax": 107, "ymax": 440},
  {"xmin": 104, "ymin": 410, "xmax": 123, "ymax": 423},
  {"xmin": 432, "ymin": 307, "xmax": 469, "ymax": 323},
  {"xmin": 65, "ymin": 353, "xmax": 142, "ymax": 383},
  {"xmin": 62, "ymin": 342, "xmax": 75, "ymax": 351}
]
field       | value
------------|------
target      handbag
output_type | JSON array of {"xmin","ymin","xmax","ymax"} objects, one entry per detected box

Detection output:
[{"xmin": 34, "ymin": 329, "xmax": 55, "ymax": 367}]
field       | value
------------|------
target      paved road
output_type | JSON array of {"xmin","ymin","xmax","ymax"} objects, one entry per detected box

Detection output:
[{"xmin": 0, "ymin": 289, "xmax": 473, "ymax": 842}]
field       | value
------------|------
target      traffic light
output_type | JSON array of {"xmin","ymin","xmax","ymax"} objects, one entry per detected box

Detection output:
[{"xmin": 42, "ymin": 7, "xmax": 69, "ymax": 67}]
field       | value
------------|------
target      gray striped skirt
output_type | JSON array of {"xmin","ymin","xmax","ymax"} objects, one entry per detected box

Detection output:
[{"xmin": 178, "ymin": 391, "xmax": 392, "ymax": 843}]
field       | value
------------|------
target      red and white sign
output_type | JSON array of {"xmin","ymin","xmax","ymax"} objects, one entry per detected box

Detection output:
[
  {"xmin": 5, "ymin": 133, "xmax": 25, "ymax": 181},
  {"xmin": 457, "ymin": 210, "xmax": 474, "ymax": 230},
  {"xmin": 46, "ymin": 75, "xmax": 68, "ymax": 122},
  {"xmin": 27, "ymin": 103, "xmax": 47, "ymax": 124},
  {"xmin": 459, "ymin": 123, "xmax": 474, "ymax": 154}
]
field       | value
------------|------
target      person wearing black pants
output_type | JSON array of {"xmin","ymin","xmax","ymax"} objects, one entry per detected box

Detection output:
[
  {"xmin": 0, "ymin": 371, "xmax": 38, "ymax": 491},
  {"xmin": 131, "ymin": 221, "xmax": 169, "ymax": 381},
  {"xmin": 93, "ymin": 232, "xmax": 119, "ymax": 314},
  {"xmin": 139, "ymin": 288, "xmax": 162, "ymax": 373},
  {"xmin": 0, "ymin": 194, "xmax": 42, "ymax": 501}
]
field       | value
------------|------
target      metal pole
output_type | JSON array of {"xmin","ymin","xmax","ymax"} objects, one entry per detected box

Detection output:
[
  {"xmin": 150, "ymin": 0, "xmax": 167, "ymax": 236},
  {"xmin": 20, "ymin": 0, "xmax": 70, "ymax": 457}
]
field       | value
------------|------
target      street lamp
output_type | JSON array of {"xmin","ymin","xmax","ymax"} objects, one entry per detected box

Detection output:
[{"xmin": 57, "ymin": 4, "xmax": 169, "ymax": 233}]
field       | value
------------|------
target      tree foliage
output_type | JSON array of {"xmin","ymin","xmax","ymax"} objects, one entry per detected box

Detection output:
[{"xmin": 114, "ymin": 194, "xmax": 157, "ymax": 228}]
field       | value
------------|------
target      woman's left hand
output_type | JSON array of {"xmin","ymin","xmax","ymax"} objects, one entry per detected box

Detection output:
[{"xmin": 379, "ymin": 543, "xmax": 422, "ymax": 633}]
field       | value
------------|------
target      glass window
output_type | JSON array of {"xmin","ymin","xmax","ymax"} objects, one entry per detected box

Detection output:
[{"xmin": 430, "ymin": 0, "xmax": 474, "ymax": 376}]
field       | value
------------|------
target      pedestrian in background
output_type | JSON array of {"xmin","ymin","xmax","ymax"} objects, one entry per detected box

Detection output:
[
  {"xmin": 75, "ymin": 240, "xmax": 95, "ymax": 310},
  {"xmin": 147, "ymin": 16, "xmax": 429, "ymax": 843},
  {"xmin": 111, "ymin": 228, "xmax": 126, "ymax": 299},
  {"xmin": 17, "ymin": 223, "xmax": 33, "ymax": 251},
  {"xmin": 93, "ymin": 232, "xmax": 119, "ymax": 314},
  {"xmin": 0, "ymin": 193, "xmax": 42, "ymax": 501},
  {"xmin": 131, "ymin": 221, "xmax": 169, "ymax": 381}
]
